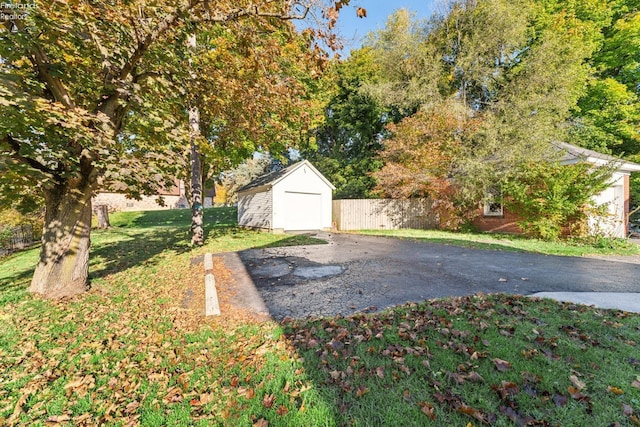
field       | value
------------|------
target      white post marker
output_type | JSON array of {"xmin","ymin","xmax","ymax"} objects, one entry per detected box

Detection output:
[{"xmin": 204, "ymin": 253, "xmax": 220, "ymax": 316}]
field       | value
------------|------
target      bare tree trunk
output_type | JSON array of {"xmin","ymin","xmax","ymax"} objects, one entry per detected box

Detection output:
[
  {"xmin": 190, "ymin": 114, "xmax": 204, "ymax": 246},
  {"xmin": 29, "ymin": 181, "xmax": 93, "ymax": 298},
  {"xmin": 95, "ymin": 204, "xmax": 111, "ymax": 229},
  {"xmin": 188, "ymin": 32, "xmax": 204, "ymax": 246}
]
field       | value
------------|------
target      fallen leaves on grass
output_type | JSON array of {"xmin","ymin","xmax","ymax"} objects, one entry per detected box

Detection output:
[
  {"xmin": 253, "ymin": 418, "xmax": 269, "ymax": 427},
  {"xmin": 5, "ymin": 245, "xmax": 640, "ymax": 427},
  {"xmin": 284, "ymin": 294, "xmax": 640, "ymax": 425},
  {"xmin": 262, "ymin": 393, "xmax": 276, "ymax": 409},
  {"xmin": 418, "ymin": 401, "xmax": 436, "ymax": 420},
  {"xmin": 499, "ymin": 406, "xmax": 539, "ymax": 426},
  {"xmin": 569, "ymin": 374, "xmax": 586, "ymax": 391},
  {"xmin": 1, "ymin": 254, "xmax": 309, "ymax": 425},
  {"xmin": 492, "ymin": 381, "xmax": 520, "ymax": 399},
  {"xmin": 607, "ymin": 386, "xmax": 624, "ymax": 395},
  {"xmin": 492, "ymin": 358, "xmax": 512, "ymax": 372}
]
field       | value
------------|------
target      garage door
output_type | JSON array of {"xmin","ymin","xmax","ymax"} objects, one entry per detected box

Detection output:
[{"xmin": 283, "ymin": 191, "xmax": 323, "ymax": 231}]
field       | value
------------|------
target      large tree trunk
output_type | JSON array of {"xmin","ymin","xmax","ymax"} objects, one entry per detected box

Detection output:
[{"xmin": 29, "ymin": 181, "xmax": 93, "ymax": 299}]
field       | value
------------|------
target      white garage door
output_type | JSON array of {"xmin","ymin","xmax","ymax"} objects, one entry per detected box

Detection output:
[{"xmin": 283, "ymin": 191, "xmax": 323, "ymax": 231}]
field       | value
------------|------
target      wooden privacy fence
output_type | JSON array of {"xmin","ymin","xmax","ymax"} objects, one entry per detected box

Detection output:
[{"xmin": 332, "ymin": 199, "xmax": 438, "ymax": 231}]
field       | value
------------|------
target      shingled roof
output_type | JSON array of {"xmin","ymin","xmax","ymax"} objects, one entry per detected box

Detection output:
[
  {"xmin": 554, "ymin": 141, "xmax": 640, "ymax": 172},
  {"xmin": 236, "ymin": 160, "xmax": 335, "ymax": 193}
]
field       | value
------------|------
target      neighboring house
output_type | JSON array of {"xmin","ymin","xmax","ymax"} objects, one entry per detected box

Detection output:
[
  {"xmin": 93, "ymin": 180, "xmax": 214, "ymax": 212},
  {"xmin": 474, "ymin": 142, "xmax": 640, "ymax": 238},
  {"xmin": 237, "ymin": 160, "xmax": 335, "ymax": 232}
]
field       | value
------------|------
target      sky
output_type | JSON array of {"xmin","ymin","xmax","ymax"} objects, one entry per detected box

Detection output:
[{"xmin": 333, "ymin": 0, "xmax": 439, "ymax": 56}]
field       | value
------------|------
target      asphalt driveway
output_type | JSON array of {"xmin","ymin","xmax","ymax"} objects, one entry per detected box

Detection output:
[{"xmin": 234, "ymin": 233, "xmax": 640, "ymax": 320}]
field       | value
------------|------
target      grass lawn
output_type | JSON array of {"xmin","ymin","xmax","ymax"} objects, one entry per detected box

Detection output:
[
  {"xmin": 355, "ymin": 228, "xmax": 640, "ymax": 257},
  {"xmin": 1, "ymin": 208, "xmax": 639, "ymax": 426}
]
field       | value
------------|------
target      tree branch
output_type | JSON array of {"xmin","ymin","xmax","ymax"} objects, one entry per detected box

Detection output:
[
  {"xmin": 117, "ymin": 3, "xmax": 193, "ymax": 83},
  {"xmin": 194, "ymin": 1, "xmax": 310, "ymax": 23},
  {"xmin": 5, "ymin": 135, "xmax": 56, "ymax": 176},
  {"xmin": 98, "ymin": 1, "xmax": 311, "ymax": 119},
  {"xmin": 117, "ymin": 1, "xmax": 311, "ymax": 82},
  {"xmin": 133, "ymin": 71, "xmax": 162, "ymax": 84},
  {"xmin": 86, "ymin": 22, "xmax": 113, "ymax": 85},
  {"xmin": 29, "ymin": 45, "xmax": 76, "ymax": 109}
]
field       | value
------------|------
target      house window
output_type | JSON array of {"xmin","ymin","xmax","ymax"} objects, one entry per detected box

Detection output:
[
  {"xmin": 484, "ymin": 200, "xmax": 503, "ymax": 217},
  {"xmin": 483, "ymin": 189, "xmax": 503, "ymax": 217}
]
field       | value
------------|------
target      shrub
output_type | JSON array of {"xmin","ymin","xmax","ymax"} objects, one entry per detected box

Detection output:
[
  {"xmin": 0, "ymin": 207, "xmax": 44, "ymax": 247},
  {"xmin": 0, "ymin": 225, "xmax": 13, "ymax": 249},
  {"xmin": 502, "ymin": 161, "xmax": 613, "ymax": 241}
]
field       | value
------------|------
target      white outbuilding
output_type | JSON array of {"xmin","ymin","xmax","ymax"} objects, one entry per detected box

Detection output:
[
  {"xmin": 557, "ymin": 142, "xmax": 640, "ymax": 238},
  {"xmin": 237, "ymin": 160, "xmax": 335, "ymax": 232}
]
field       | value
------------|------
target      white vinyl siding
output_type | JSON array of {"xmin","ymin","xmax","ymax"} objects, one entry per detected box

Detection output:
[
  {"xmin": 590, "ymin": 172, "xmax": 626, "ymax": 238},
  {"xmin": 237, "ymin": 161, "xmax": 334, "ymax": 232},
  {"xmin": 238, "ymin": 189, "xmax": 273, "ymax": 229},
  {"xmin": 272, "ymin": 163, "xmax": 333, "ymax": 231}
]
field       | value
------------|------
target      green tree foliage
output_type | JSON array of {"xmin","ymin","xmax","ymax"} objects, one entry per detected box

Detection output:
[
  {"xmin": 502, "ymin": 162, "xmax": 613, "ymax": 241},
  {"xmin": 302, "ymin": 48, "xmax": 397, "ymax": 198},
  {"xmin": 571, "ymin": 78, "xmax": 640, "ymax": 154},
  {"xmin": 367, "ymin": 1, "xmax": 617, "ymax": 231},
  {"xmin": 362, "ymin": 9, "xmax": 438, "ymax": 112},
  {"xmin": 0, "ymin": 0, "xmax": 344, "ymax": 298},
  {"xmin": 566, "ymin": 2, "xmax": 640, "ymax": 153}
]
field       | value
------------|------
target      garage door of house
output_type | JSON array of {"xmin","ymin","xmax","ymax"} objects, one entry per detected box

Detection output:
[{"xmin": 283, "ymin": 191, "xmax": 323, "ymax": 231}]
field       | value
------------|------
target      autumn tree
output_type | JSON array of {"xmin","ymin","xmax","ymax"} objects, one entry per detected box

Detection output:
[
  {"xmin": 183, "ymin": 21, "xmax": 319, "ymax": 244},
  {"xmin": 368, "ymin": 1, "xmax": 608, "ymax": 227},
  {"xmin": 0, "ymin": 0, "xmax": 354, "ymax": 298},
  {"xmin": 373, "ymin": 101, "xmax": 478, "ymax": 228}
]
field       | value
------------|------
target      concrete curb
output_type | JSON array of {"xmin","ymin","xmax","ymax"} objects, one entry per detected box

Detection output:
[
  {"xmin": 530, "ymin": 292, "xmax": 640, "ymax": 314},
  {"xmin": 204, "ymin": 253, "xmax": 220, "ymax": 316}
]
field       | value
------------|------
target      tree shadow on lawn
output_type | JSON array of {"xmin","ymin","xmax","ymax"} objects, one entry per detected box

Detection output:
[
  {"xmin": 0, "ymin": 208, "xmax": 239, "ymax": 291},
  {"xmin": 88, "ymin": 227, "xmax": 191, "ymax": 281},
  {"xmin": 0, "ymin": 251, "xmax": 39, "ymax": 302},
  {"xmin": 0, "ymin": 243, "xmax": 42, "ymax": 300},
  {"xmin": 0, "ymin": 226, "xmax": 193, "ymax": 297},
  {"xmin": 113, "ymin": 207, "xmax": 238, "ymax": 229},
  {"xmin": 1, "ymin": 207, "xmax": 325, "ymax": 297},
  {"xmin": 89, "ymin": 208, "xmax": 239, "ymax": 281}
]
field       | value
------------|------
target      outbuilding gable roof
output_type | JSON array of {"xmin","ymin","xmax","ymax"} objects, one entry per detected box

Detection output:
[
  {"xmin": 237, "ymin": 160, "xmax": 335, "ymax": 194},
  {"xmin": 554, "ymin": 141, "xmax": 640, "ymax": 173}
]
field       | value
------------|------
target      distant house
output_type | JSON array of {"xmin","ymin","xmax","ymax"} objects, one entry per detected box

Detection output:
[
  {"xmin": 237, "ymin": 160, "xmax": 335, "ymax": 232},
  {"xmin": 93, "ymin": 180, "xmax": 214, "ymax": 212},
  {"xmin": 474, "ymin": 142, "xmax": 640, "ymax": 238}
]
